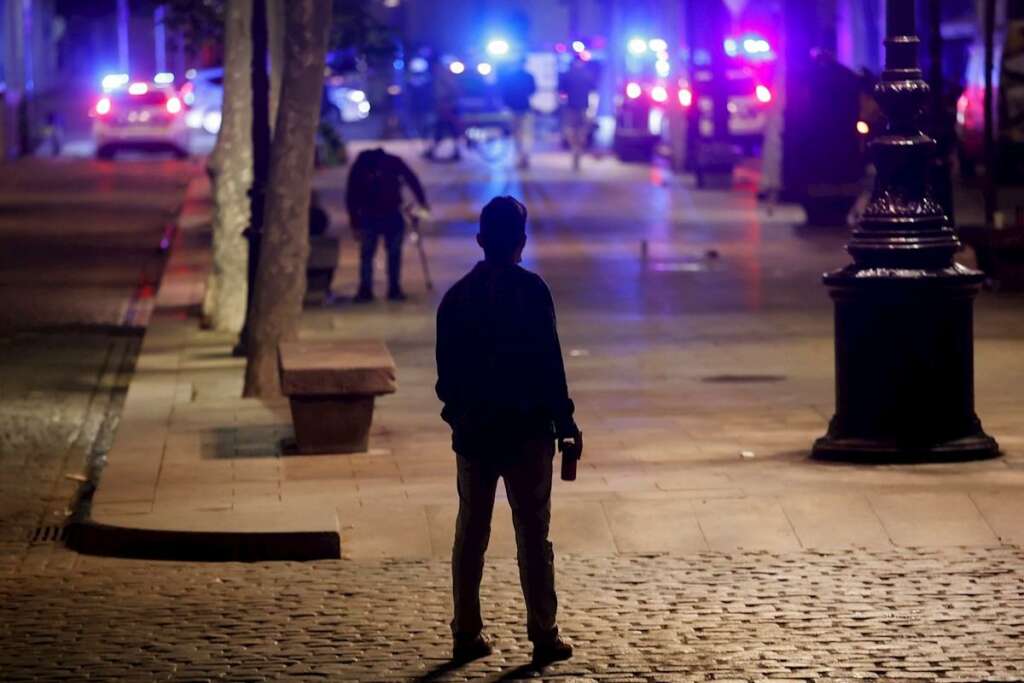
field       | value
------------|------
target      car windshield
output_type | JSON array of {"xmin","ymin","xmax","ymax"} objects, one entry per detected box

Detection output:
[{"xmin": 112, "ymin": 91, "xmax": 168, "ymax": 107}]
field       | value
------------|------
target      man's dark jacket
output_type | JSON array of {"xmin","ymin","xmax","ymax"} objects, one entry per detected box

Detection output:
[
  {"xmin": 436, "ymin": 261, "xmax": 576, "ymax": 455},
  {"xmin": 345, "ymin": 148, "xmax": 427, "ymax": 228},
  {"xmin": 500, "ymin": 69, "xmax": 536, "ymax": 113}
]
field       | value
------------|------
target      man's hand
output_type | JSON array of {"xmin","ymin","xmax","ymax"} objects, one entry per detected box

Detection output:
[{"xmin": 408, "ymin": 204, "xmax": 432, "ymax": 223}]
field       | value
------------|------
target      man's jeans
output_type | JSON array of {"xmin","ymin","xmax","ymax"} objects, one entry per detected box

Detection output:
[
  {"xmin": 451, "ymin": 438, "xmax": 558, "ymax": 643},
  {"xmin": 511, "ymin": 111, "xmax": 533, "ymax": 168},
  {"xmin": 358, "ymin": 213, "xmax": 404, "ymax": 296}
]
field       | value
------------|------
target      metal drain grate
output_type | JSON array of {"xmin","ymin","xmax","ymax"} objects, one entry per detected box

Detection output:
[
  {"xmin": 701, "ymin": 374, "xmax": 788, "ymax": 384},
  {"xmin": 29, "ymin": 525, "xmax": 67, "ymax": 544}
]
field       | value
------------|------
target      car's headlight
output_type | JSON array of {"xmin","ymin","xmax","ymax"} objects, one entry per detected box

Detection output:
[{"xmin": 202, "ymin": 111, "xmax": 222, "ymax": 134}]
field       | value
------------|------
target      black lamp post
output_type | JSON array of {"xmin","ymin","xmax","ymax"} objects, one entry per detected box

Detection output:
[{"xmin": 811, "ymin": 0, "xmax": 998, "ymax": 461}]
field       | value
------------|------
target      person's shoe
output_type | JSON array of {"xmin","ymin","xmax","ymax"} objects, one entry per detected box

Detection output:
[
  {"xmin": 387, "ymin": 289, "xmax": 407, "ymax": 301},
  {"xmin": 532, "ymin": 634, "xmax": 573, "ymax": 666},
  {"xmin": 352, "ymin": 289, "xmax": 374, "ymax": 303},
  {"xmin": 452, "ymin": 633, "xmax": 494, "ymax": 663}
]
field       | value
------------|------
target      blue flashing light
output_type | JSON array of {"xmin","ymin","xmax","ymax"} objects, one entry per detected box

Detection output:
[
  {"xmin": 486, "ymin": 39, "xmax": 510, "ymax": 57},
  {"xmin": 648, "ymin": 38, "xmax": 667, "ymax": 53},
  {"xmin": 101, "ymin": 73, "xmax": 129, "ymax": 91},
  {"xmin": 725, "ymin": 34, "xmax": 773, "ymax": 59},
  {"xmin": 571, "ymin": 40, "xmax": 585, "ymax": 53},
  {"xmin": 743, "ymin": 37, "xmax": 771, "ymax": 54},
  {"xmin": 393, "ymin": 58, "xmax": 405, "ymax": 70},
  {"xmin": 627, "ymin": 37, "xmax": 648, "ymax": 55},
  {"xmin": 449, "ymin": 60, "xmax": 465, "ymax": 75},
  {"xmin": 477, "ymin": 62, "xmax": 493, "ymax": 76},
  {"xmin": 410, "ymin": 56, "xmax": 429, "ymax": 74}
]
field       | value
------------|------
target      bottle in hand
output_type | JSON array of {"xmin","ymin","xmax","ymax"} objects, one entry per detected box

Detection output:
[{"xmin": 560, "ymin": 431, "xmax": 582, "ymax": 482}]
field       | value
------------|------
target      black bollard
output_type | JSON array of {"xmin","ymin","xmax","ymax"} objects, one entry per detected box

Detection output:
[{"xmin": 811, "ymin": 0, "xmax": 998, "ymax": 461}]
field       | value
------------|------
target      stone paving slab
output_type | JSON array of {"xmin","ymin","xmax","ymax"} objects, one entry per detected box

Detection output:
[
  {"xmin": 1, "ymin": 547, "xmax": 1022, "ymax": 681},
  {"xmin": 80, "ymin": 144, "xmax": 1024, "ymax": 561}
]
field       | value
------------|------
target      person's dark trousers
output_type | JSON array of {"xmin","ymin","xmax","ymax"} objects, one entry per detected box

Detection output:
[
  {"xmin": 451, "ymin": 438, "xmax": 558, "ymax": 644},
  {"xmin": 357, "ymin": 213, "xmax": 405, "ymax": 297}
]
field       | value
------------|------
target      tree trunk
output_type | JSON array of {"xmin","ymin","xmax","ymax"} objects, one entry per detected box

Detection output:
[
  {"xmin": 202, "ymin": 0, "xmax": 253, "ymax": 333},
  {"xmin": 243, "ymin": 0, "xmax": 332, "ymax": 398},
  {"xmin": 267, "ymin": 0, "xmax": 286, "ymax": 137}
]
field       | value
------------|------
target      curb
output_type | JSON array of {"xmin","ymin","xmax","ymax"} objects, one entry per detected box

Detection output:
[
  {"xmin": 70, "ymin": 171, "xmax": 343, "ymax": 562},
  {"xmin": 67, "ymin": 521, "xmax": 340, "ymax": 562}
]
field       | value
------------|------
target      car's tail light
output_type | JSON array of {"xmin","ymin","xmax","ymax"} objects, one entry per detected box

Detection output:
[
  {"xmin": 166, "ymin": 96, "xmax": 182, "ymax": 114},
  {"xmin": 95, "ymin": 97, "xmax": 112, "ymax": 116},
  {"xmin": 625, "ymin": 82, "xmax": 642, "ymax": 99},
  {"xmin": 678, "ymin": 87, "xmax": 693, "ymax": 107},
  {"xmin": 755, "ymin": 84, "xmax": 772, "ymax": 104},
  {"xmin": 651, "ymin": 85, "xmax": 668, "ymax": 103}
]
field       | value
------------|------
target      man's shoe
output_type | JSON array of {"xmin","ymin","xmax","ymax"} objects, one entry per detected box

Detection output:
[
  {"xmin": 387, "ymin": 289, "xmax": 407, "ymax": 301},
  {"xmin": 532, "ymin": 634, "xmax": 573, "ymax": 665},
  {"xmin": 452, "ymin": 633, "xmax": 494, "ymax": 663},
  {"xmin": 353, "ymin": 290, "xmax": 374, "ymax": 303}
]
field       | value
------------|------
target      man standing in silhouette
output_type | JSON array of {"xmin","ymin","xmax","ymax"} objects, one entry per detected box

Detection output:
[
  {"xmin": 345, "ymin": 147, "xmax": 429, "ymax": 302},
  {"xmin": 436, "ymin": 196, "xmax": 579, "ymax": 666}
]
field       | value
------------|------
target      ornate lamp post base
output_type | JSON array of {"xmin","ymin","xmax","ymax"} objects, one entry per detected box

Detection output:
[
  {"xmin": 812, "ymin": 0, "xmax": 998, "ymax": 462},
  {"xmin": 812, "ymin": 268, "xmax": 999, "ymax": 462}
]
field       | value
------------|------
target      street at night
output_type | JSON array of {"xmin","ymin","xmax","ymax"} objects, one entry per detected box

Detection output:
[{"xmin": 2, "ymin": 0, "xmax": 1024, "ymax": 681}]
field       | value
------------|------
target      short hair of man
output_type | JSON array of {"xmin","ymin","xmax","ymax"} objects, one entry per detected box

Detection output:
[{"xmin": 479, "ymin": 196, "xmax": 527, "ymax": 261}]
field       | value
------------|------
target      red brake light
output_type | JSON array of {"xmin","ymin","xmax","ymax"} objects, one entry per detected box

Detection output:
[
  {"xmin": 651, "ymin": 85, "xmax": 668, "ymax": 103},
  {"xmin": 678, "ymin": 87, "xmax": 693, "ymax": 107},
  {"xmin": 95, "ymin": 97, "xmax": 112, "ymax": 116},
  {"xmin": 625, "ymin": 82, "xmax": 642, "ymax": 99},
  {"xmin": 166, "ymin": 96, "xmax": 182, "ymax": 114},
  {"xmin": 755, "ymin": 84, "xmax": 772, "ymax": 104}
]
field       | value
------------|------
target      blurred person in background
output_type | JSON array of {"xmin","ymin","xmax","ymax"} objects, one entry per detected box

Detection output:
[
  {"xmin": 559, "ymin": 56, "xmax": 594, "ymax": 171},
  {"xmin": 346, "ymin": 148, "xmax": 430, "ymax": 301},
  {"xmin": 425, "ymin": 63, "xmax": 463, "ymax": 161},
  {"xmin": 499, "ymin": 58, "xmax": 537, "ymax": 170}
]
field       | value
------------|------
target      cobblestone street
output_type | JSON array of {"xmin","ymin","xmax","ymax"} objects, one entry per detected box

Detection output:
[{"xmin": 2, "ymin": 548, "xmax": 1023, "ymax": 681}]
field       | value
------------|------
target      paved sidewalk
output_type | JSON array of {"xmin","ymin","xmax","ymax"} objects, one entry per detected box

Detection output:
[{"xmin": 81, "ymin": 143, "xmax": 1024, "ymax": 561}]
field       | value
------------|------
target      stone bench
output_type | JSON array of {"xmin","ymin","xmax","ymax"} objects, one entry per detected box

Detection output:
[{"xmin": 278, "ymin": 340, "xmax": 397, "ymax": 454}]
